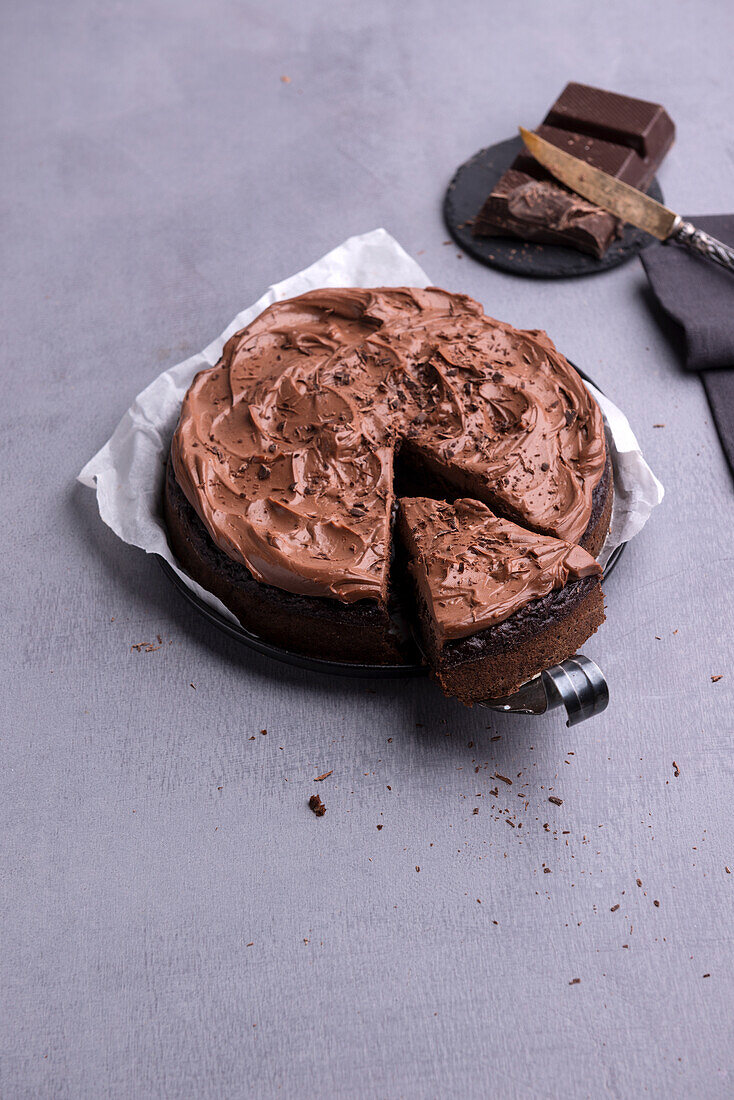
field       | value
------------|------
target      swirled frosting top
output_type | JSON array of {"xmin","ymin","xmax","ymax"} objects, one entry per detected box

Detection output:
[
  {"xmin": 398, "ymin": 497, "xmax": 601, "ymax": 642},
  {"xmin": 171, "ymin": 287, "xmax": 606, "ymax": 603}
]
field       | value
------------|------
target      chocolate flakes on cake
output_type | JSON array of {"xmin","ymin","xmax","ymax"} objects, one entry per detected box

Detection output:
[{"xmin": 164, "ymin": 286, "xmax": 612, "ymax": 703}]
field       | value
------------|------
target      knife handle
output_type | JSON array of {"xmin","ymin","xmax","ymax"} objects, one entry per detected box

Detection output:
[{"xmin": 671, "ymin": 218, "xmax": 734, "ymax": 273}]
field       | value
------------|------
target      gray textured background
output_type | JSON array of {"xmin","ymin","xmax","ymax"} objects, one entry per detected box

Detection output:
[{"xmin": 2, "ymin": 2, "xmax": 733, "ymax": 1097}]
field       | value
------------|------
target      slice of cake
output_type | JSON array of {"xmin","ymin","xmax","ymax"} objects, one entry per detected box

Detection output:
[{"xmin": 397, "ymin": 497, "xmax": 605, "ymax": 703}]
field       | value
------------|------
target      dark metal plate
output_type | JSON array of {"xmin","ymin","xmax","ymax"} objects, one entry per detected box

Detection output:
[{"xmin": 444, "ymin": 135, "xmax": 664, "ymax": 279}]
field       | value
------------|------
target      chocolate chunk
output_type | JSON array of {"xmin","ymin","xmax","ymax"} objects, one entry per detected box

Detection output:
[
  {"xmin": 257, "ymin": 464, "xmax": 271, "ymax": 480},
  {"xmin": 474, "ymin": 82, "xmax": 674, "ymax": 258},
  {"xmin": 474, "ymin": 170, "xmax": 618, "ymax": 259},
  {"xmin": 545, "ymin": 83, "xmax": 674, "ymax": 161}
]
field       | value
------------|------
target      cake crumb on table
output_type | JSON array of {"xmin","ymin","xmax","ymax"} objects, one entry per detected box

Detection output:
[{"xmin": 308, "ymin": 794, "xmax": 326, "ymax": 817}]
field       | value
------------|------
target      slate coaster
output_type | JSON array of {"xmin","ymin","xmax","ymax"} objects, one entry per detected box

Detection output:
[{"xmin": 444, "ymin": 136, "xmax": 664, "ymax": 279}]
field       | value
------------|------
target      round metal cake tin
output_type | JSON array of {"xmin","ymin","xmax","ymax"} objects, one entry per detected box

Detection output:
[
  {"xmin": 158, "ymin": 365, "xmax": 626, "ymax": 678},
  {"xmin": 444, "ymin": 135, "xmax": 664, "ymax": 279}
]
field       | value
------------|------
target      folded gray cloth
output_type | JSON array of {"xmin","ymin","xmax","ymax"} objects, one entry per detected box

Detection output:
[{"xmin": 641, "ymin": 214, "xmax": 734, "ymax": 476}]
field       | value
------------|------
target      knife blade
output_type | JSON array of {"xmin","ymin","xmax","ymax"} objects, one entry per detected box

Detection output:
[
  {"xmin": 519, "ymin": 127, "xmax": 676, "ymax": 239},
  {"xmin": 518, "ymin": 127, "xmax": 734, "ymax": 272}
]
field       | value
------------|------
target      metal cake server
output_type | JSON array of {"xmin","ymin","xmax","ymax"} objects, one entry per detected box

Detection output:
[
  {"xmin": 520, "ymin": 127, "xmax": 734, "ymax": 273},
  {"xmin": 478, "ymin": 655, "xmax": 609, "ymax": 727}
]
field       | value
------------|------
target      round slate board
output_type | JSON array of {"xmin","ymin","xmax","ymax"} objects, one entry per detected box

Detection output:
[{"xmin": 444, "ymin": 136, "xmax": 664, "ymax": 278}]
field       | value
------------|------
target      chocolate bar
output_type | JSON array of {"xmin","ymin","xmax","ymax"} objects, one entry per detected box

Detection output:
[{"xmin": 473, "ymin": 83, "xmax": 675, "ymax": 258}]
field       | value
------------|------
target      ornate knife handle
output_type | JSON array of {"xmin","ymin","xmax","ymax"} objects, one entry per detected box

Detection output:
[{"xmin": 671, "ymin": 217, "xmax": 734, "ymax": 273}]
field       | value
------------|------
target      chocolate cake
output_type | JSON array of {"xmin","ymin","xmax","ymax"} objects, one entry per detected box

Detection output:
[
  {"xmin": 397, "ymin": 497, "xmax": 605, "ymax": 702},
  {"xmin": 473, "ymin": 83, "xmax": 675, "ymax": 258},
  {"xmin": 164, "ymin": 286, "xmax": 612, "ymax": 694}
]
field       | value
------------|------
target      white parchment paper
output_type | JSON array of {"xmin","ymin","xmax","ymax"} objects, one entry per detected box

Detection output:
[{"xmin": 79, "ymin": 228, "xmax": 664, "ymax": 623}]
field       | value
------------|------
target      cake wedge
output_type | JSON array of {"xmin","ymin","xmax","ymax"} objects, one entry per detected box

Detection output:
[{"xmin": 397, "ymin": 497, "xmax": 605, "ymax": 703}]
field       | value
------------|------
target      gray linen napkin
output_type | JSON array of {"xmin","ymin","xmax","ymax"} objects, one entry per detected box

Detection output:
[{"xmin": 640, "ymin": 214, "xmax": 734, "ymax": 476}]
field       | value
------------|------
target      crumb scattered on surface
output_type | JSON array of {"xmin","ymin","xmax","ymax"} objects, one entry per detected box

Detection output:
[
  {"xmin": 569, "ymin": 978, "xmax": 581, "ymax": 985},
  {"xmin": 308, "ymin": 794, "xmax": 326, "ymax": 817},
  {"xmin": 711, "ymin": 675, "xmax": 722, "ymax": 683},
  {"xmin": 314, "ymin": 771, "xmax": 333, "ymax": 782},
  {"xmin": 610, "ymin": 904, "xmax": 620, "ymax": 912},
  {"xmin": 672, "ymin": 761, "xmax": 680, "ymax": 777},
  {"xmin": 549, "ymin": 796, "xmax": 563, "ymax": 806},
  {"xmin": 280, "ymin": 75, "xmax": 291, "ymax": 83}
]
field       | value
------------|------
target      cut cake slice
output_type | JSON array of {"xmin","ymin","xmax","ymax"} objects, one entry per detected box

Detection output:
[{"xmin": 397, "ymin": 496, "xmax": 605, "ymax": 703}]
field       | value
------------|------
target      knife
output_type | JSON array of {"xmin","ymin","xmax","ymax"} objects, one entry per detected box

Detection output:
[{"xmin": 519, "ymin": 127, "xmax": 734, "ymax": 273}]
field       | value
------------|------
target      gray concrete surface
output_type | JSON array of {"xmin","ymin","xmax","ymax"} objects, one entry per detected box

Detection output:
[{"xmin": 2, "ymin": 1, "xmax": 733, "ymax": 1097}]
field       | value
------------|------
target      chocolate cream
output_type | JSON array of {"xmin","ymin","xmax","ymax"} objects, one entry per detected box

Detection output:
[
  {"xmin": 399, "ymin": 497, "xmax": 601, "ymax": 643},
  {"xmin": 171, "ymin": 287, "xmax": 606, "ymax": 603}
]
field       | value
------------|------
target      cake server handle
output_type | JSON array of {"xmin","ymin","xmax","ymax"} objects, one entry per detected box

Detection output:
[
  {"xmin": 670, "ymin": 218, "xmax": 734, "ymax": 273},
  {"xmin": 479, "ymin": 654, "xmax": 609, "ymax": 726}
]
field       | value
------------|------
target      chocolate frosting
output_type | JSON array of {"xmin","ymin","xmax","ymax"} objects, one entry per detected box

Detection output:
[
  {"xmin": 171, "ymin": 287, "xmax": 606, "ymax": 603},
  {"xmin": 399, "ymin": 497, "xmax": 601, "ymax": 642}
]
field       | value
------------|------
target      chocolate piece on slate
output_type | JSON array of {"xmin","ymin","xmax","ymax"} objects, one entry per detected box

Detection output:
[{"xmin": 474, "ymin": 83, "xmax": 675, "ymax": 258}]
